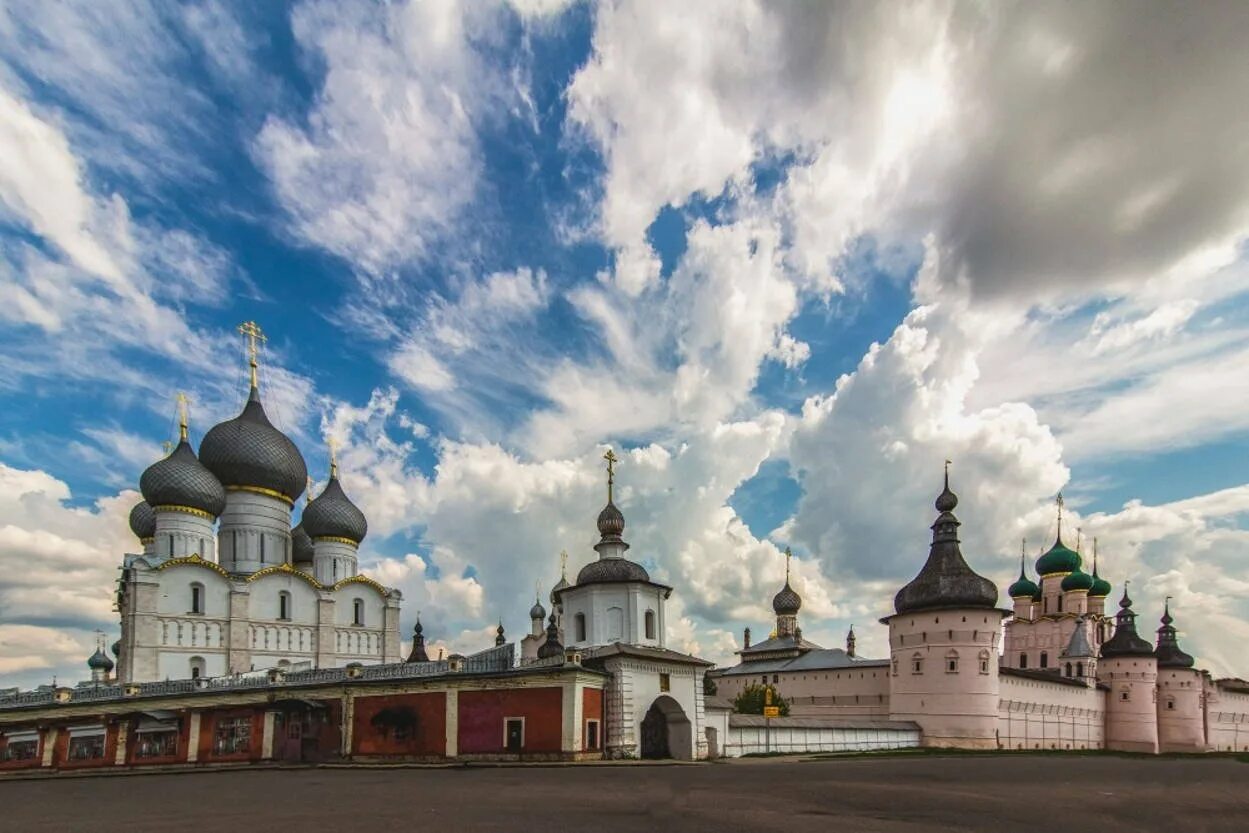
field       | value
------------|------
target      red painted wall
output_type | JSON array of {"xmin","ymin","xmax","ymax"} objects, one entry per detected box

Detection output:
[
  {"xmin": 199, "ymin": 709, "xmax": 265, "ymax": 762},
  {"xmin": 582, "ymin": 687, "xmax": 604, "ymax": 751},
  {"xmin": 458, "ymin": 687, "xmax": 563, "ymax": 754},
  {"xmin": 54, "ymin": 724, "xmax": 118, "ymax": 769},
  {"xmin": 351, "ymin": 692, "xmax": 446, "ymax": 757},
  {"xmin": 0, "ymin": 732, "xmax": 45, "ymax": 770}
]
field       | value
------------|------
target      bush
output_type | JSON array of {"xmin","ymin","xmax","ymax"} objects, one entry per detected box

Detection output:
[{"xmin": 733, "ymin": 683, "xmax": 789, "ymax": 716}]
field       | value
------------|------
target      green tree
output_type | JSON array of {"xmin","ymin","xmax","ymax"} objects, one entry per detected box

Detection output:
[
  {"xmin": 703, "ymin": 673, "xmax": 718, "ymax": 696},
  {"xmin": 732, "ymin": 683, "xmax": 790, "ymax": 716}
]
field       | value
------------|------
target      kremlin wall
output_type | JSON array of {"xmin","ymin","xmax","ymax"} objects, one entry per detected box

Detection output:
[{"xmin": 1, "ymin": 322, "xmax": 1248, "ymax": 773}]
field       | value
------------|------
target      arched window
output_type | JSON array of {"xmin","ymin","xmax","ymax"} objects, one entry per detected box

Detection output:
[
  {"xmin": 189, "ymin": 656, "xmax": 205, "ymax": 679},
  {"xmin": 259, "ymin": 534, "xmax": 266, "ymax": 564},
  {"xmin": 1043, "ymin": 597, "xmax": 1048, "ymax": 613},
  {"xmin": 979, "ymin": 649, "xmax": 991, "ymax": 674},
  {"xmin": 190, "ymin": 583, "xmax": 204, "ymax": 615},
  {"xmin": 945, "ymin": 650, "xmax": 959, "ymax": 673},
  {"xmin": 644, "ymin": 610, "xmax": 656, "ymax": 640},
  {"xmin": 1076, "ymin": 662, "xmax": 1084, "ymax": 677},
  {"xmin": 1057, "ymin": 595, "xmax": 1063, "ymax": 612},
  {"xmin": 575, "ymin": 613, "xmax": 587, "ymax": 642},
  {"xmin": 279, "ymin": 591, "xmax": 291, "ymax": 621},
  {"xmin": 353, "ymin": 599, "xmax": 364, "ymax": 626},
  {"xmin": 911, "ymin": 653, "xmax": 924, "ymax": 675},
  {"xmin": 1019, "ymin": 653, "xmax": 1028, "ymax": 669},
  {"xmin": 1040, "ymin": 651, "xmax": 1049, "ymax": 669},
  {"xmin": 1065, "ymin": 662, "xmax": 1073, "ymax": 677}
]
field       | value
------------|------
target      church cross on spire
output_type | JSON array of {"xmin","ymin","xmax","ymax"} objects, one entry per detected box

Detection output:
[
  {"xmin": 785, "ymin": 546, "xmax": 792, "ymax": 582},
  {"xmin": 944, "ymin": 458, "xmax": 951, "ymax": 489},
  {"xmin": 176, "ymin": 391, "xmax": 190, "ymax": 442},
  {"xmin": 603, "ymin": 447, "xmax": 618, "ymax": 503},
  {"xmin": 559, "ymin": 548, "xmax": 568, "ymax": 579},
  {"xmin": 237, "ymin": 320, "xmax": 267, "ymax": 389},
  {"xmin": 328, "ymin": 436, "xmax": 339, "ymax": 478},
  {"xmin": 1056, "ymin": 492, "xmax": 1065, "ymax": 540},
  {"xmin": 1020, "ymin": 538, "xmax": 1027, "ymax": 575}
]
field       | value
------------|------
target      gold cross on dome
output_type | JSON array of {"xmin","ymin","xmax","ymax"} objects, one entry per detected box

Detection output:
[
  {"xmin": 603, "ymin": 448, "xmax": 618, "ymax": 502},
  {"xmin": 237, "ymin": 321, "xmax": 267, "ymax": 388},
  {"xmin": 559, "ymin": 549, "xmax": 568, "ymax": 579},
  {"xmin": 785, "ymin": 546, "xmax": 792, "ymax": 581},
  {"xmin": 176, "ymin": 391, "xmax": 190, "ymax": 442},
  {"xmin": 328, "ymin": 436, "xmax": 339, "ymax": 478}
]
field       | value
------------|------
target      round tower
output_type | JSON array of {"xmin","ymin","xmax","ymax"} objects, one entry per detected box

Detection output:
[
  {"xmin": 200, "ymin": 322, "xmax": 307, "ymax": 574},
  {"xmin": 884, "ymin": 467, "xmax": 1006, "ymax": 749},
  {"xmin": 138, "ymin": 397, "xmax": 226, "ymax": 561},
  {"xmin": 1098, "ymin": 586, "xmax": 1159, "ymax": 753},
  {"xmin": 1154, "ymin": 600, "xmax": 1205, "ymax": 752},
  {"xmin": 302, "ymin": 448, "xmax": 367, "ymax": 585}
]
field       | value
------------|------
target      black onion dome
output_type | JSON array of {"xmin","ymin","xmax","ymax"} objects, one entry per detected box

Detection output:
[
  {"xmin": 291, "ymin": 522, "xmax": 314, "ymax": 563},
  {"xmin": 773, "ymin": 581, "xmax": 802, "ymax": 615},
  {"xmin": 894, "ymin": 475, "xmax": 999, "ymax": 614},
  {"xmin": 111, "ymin": 639, "xmax": 122, "ymax": 659},
  {"xmin": 530, "ymin": 599, "xmax": 547, "ymax": 620},
  {"xmin": 577, "ymin": 558, "xmax": 650, "ymax": 585},
  {"xmin": 87, "ymin": 648, "xmax": 114, "ymax": 672},
  {"xmin": 597, "ymin": 500, "xmax": 625, "ymax": 539},
  {"xmin": 139, "ymin": 440, "xmax": 227, "ymax": 516},
  {"xmin": 1155, "ymin": 603, "xmax": 1196, "ymax": 668},
  {"xmin": 302, "ymin": 475, "xmax": 368, "ymax": 543},
  {"xmin": 128, "ymin": 501, "xmax": 156, "ymax": 540},
  {"xmin": 537, "ymin": 613, "xmax": 564, "ymax": 659},
  {"xmin": 1101, "ymin": 589, "xmax": 1155, "ymax": 658},
  {"xmin": 199, "ymin": 386, "xmax": 307, "ymax": 501}
]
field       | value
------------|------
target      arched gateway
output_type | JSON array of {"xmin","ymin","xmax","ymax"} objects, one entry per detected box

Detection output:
[{"xmin": 640, "ymin": 695, "xmax": 692, "ymax": 760}]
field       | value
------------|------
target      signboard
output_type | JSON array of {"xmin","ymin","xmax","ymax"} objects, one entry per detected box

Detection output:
[{"xmin": 763, "ymin": 706, "xmax": 780, "ymax": 718}]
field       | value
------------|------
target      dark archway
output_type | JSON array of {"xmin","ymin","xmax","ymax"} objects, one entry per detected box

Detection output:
[{"xmin": 640, "ymin": 695, "xmax": 692, "ymax": 760}]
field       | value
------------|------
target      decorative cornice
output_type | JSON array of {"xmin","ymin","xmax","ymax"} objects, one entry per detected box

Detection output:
[
  {"xmin": 1039, "ymin": 571, "xmax": 1073, "ymax": 579},
  {"xmin": 152, "ymin": 504, "xmax": 215, "ymax": 520},
  {"xmin": 154, "ymin": 553, "xmax": 229, "ymax": 578},
  {"xmin": 313, "ymin": 535, "xmax": 360, "ymax": 547},
  {"xmin": 226, "ymin": 484, "xmax": 295, "ymax": 506},
  {"xmin": 246, "ymin": 561, "xmax": 322, "ymax": 589},
  {"xmin": 332, "ymin": 574, "xmax": 390, "ymax": 596}
]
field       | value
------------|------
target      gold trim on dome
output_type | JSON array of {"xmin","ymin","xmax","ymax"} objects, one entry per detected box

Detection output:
[
  {"xmin": 139, "ymin": 537, "xmax": 155, "ymax": 545},
  {"xmin": 152, "ymin": 504, "xmax": 216, "ymax": 520},
  {"xmin": 155, "ymin": 553, "xmax": 229, "ymax": 578},
  {"xmin": 226, "ymin": 484, "xmax": 295, "ymax": 505},
  {"xmin": 1039, "ymin": 570, "xmax": 1073, "ymax": 579},
  {"xmin": 312, "ymin": 535, "xmax": 360, "ymax": 547},
  {"xmin": 247, "ymin": 561, "xmax": 322, "ymax": 589},
  {"xmin": 332, "ymin": 574, "xmax": 389, "ymax": 596}
]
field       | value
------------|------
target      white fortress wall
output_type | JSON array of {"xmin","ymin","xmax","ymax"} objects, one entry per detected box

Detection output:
[{"xmin": 998, "ymin": 672, "xmax": 1105, "ymax": 750}]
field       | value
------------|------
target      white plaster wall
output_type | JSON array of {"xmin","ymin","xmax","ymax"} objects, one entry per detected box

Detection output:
[
  {"xmin": 332, "ymin": 585, "xmax": 386, "ymax": 627},
  {"xmin": 605, "ymin": 658, "xmax": 704, "ymax": 759},
  {"xmin": 723, "ymin": 723, "xmax": 920, "ymax": 757},
  {"xmin": 152, "ymin": 509, "xmax": 216, "ymax": 560},
  {"xmin": 1099, "ymin": 656, "xmax": 1159, "ymax": 753},
  {"xmin": 998, "ymin": 674, "xmax": 1105, "ymax": 750},
  {"xmin": 1156, "ymin": 667, "xmax": 1205, "ymax": 752},
  {"xmin": 247, "ymin": 573, "xmax": 320, "ymax": 624},
  {"xmin": 313, "ymin": 539, "xmax": 358, "ymax": 584},
  {"xmin": 217, "ymin": 491, "xmax": 292, "ymax": 574},
  {"xmin": 154, "ymin": 568, "xmax": 231, "ymax": 616},
  {"xmin": 561, "ymin": 583, "xmax": 667, "ymax": 649},
  {"xmin": 716, "ymin": 665, "xmax": 891, "ymax": 717},
  {"xmin": 157, "ymin": 648, "xmax": 227, "ymax": 680},
  {"xmin": 1206, "ymin": 683, "xmax": 1249, "ymax": 752}
]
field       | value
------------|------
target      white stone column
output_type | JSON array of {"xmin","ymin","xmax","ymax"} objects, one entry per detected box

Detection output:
[
  {"xmin": 262, "ymin": 711, "xmax": 277, "ymax": 759},
  {"xmin": 41, "ymin": 728, "xmax": 58, "ymax": 767},
  {"xmin": 445, "ymin": 689, "xmax": 459, "ymax": 758},
  {"xmin": 114, "ymin": 721, "xmax": 129, "ymax": 765},
  {"xmin": 186, "ymin": 712, "xmax": 201, "ymax": 762}
]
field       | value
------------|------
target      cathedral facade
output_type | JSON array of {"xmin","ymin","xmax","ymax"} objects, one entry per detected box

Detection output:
[{"xmin": 116, "ymin": 324, "xmax": 403, "ymax": 683}]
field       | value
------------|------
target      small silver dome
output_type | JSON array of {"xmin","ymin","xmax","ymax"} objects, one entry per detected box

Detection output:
[
  {"xmin": 128, "ymin": 501, "xmax": 156, "ymax": 540},
  {"xmin": 139, "ymin": 441, "xmax": 227, "ymax": 517}
]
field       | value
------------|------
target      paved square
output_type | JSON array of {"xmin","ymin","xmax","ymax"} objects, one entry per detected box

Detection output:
[{"xmin": 3, "ymin": 755, "xmax": 1245, "ymax": 832}]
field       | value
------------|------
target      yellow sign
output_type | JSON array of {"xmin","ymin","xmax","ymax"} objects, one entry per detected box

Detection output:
[{"xmin": 763, "ymin": 706, "xmax": 780, "ymax": 718}]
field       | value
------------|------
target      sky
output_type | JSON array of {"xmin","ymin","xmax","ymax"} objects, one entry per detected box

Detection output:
[{"xmin": 1, "ymin": 1, "xmax": 1248, "ymax": 690}]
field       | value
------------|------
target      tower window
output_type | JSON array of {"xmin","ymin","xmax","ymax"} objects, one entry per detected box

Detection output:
[
  {"xmin": 1019, "ymin": 653, "xmax": 1028, "ymax": 669},
  {"xmin": 945, "ymin": 651, "xmax": 959, "ymax": 673},
  {"xmin": 1065, "ymin": 663, "xmax": 1073, "ymax": 677},
  {"xmin": 259, "ymin": 534, "xmax": 265, "ymax": 563},
  {"xmin": 278, "ymin": 591, "xmax": 291, "ymax": 621},
  {"xmin": 645, "ymin": 610, "xmax": 656, "ymax": 640},
  {"xmin": 1166, "ymin": 699, "xmax": 1175, "ymax": 710},
  {"xmin": 1040, "ymin": 652, "xmax": 1049, "ymax": 669},
  {"xmin": 1057, "ymin": 595, "xmax": 1063, "ymax": 612},
  {"xmin": 575, "ymin": 613, "xmax": 587, "ymax": 642},
  {"xmin": 911, "ymin": 653, "xmax": 923, "ymax": 675},
  {"xmin": 979, "ymin": 650, "xmax": 990, "ymax": 674},
  {"xmin": 190, "ymin": 583, "xmax": 204, "ymax": 615},
  {"xmin": 353, "ymin": 599, "xmax": 364, "ymax": 626},
  {"xmin": 1076, "ymin": 662, "xmax": 1084, "ymax": 677}
]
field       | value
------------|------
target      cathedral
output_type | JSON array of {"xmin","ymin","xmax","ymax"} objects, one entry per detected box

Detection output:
[
  {"xmin": 0, "ymin": 335, "xmax": 1247, "ymax": 771},
  {"xmin": 116, "ymin": 323, "xmax": 403, "ymax": 683}
]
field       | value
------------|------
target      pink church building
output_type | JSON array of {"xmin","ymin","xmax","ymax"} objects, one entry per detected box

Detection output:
[{"xmin": 713, "ymin": 474, "xmax": 1249, "ymax": 753}]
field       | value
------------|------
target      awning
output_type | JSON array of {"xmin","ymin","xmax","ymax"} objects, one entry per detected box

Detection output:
[
  {"xmin": 67, "ymin": 725, "xmax": 106, "ymax": 738},
  {"xmin": 135, "ymin": 719, "xmax": 180, "ymax": 734},
  {"xmin": 140, "ymin": 710, "xmax": 178, "ymax": 721},
  {"xmin": 2, "ymin": 730, "xmax": 38, "ymax": 743}
]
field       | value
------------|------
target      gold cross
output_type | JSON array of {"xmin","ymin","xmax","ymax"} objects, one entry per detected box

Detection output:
[
  {"xmin": 603, "ymin": 448, "xmax": 618, "ymax": 502},
  {"xmin": 559, "ymin": 549, "xmax": 568, "ymax": 579},
  {"xmin": 1056, "ymin": 491, "xmax": 1065, "ymax": 538},
  {"xmin": 328, "ymin": 436, "xmax": 339, "ymax": 478},
  {"xmin": 237, "ymin": 321, "xmax": 267, "ymax": 388},
  {"xmin": 784, "ymin": 546, "xmax": 792, "ymax": 581},
  {"xmin": 176, "ymin": 391, "xmax": 190, "ymax": 442}
]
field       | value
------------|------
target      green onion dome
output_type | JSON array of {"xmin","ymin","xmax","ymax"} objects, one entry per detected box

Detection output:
[
  {"xmin": 1008, "ymin": 556, "xmax": 1039, "ymax": 598},
  {"xmin": 1061, "ymin": 568, "xmax": 1095, "ymax": 592},
  {"xmin": 1089, "ymin": 570, "xmax": 1112, "ymax": 597},
  {"xmin": 1036, "ymin": 536, "xmax": 1081, "ymax": 576}
]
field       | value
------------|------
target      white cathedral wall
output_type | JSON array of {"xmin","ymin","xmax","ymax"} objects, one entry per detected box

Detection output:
[
  {"xmin": 561, "ymin": 584, "xmax": 667, "ymax": 649},
  {"xmin": 997, "ymin": 674, "xmax": 1105, "ymax": 750},
  {"xmin": 154, "ymin": 567, "xmax": 231, "ymax": 617},
  {"xmin": 247, "ymin": 573, "xmax": 320, "ymax": 624}
]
